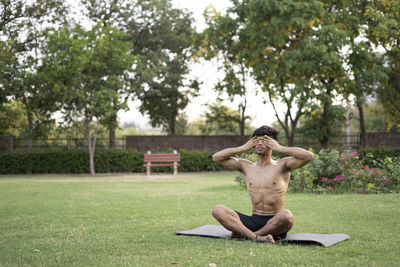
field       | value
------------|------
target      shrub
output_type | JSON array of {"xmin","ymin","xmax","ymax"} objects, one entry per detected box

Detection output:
[
  {"xmin": 290, "ymin": 149, "xmax": 342, "ymax": 190},
  {"xmin": 289, "ymin": 164, "xmax": 315, "ymax": 193},
  {"xmin": 384, "ymin": 157, "xmax": 400, "ymax": 187},
  {"xmin": 316, "ymin": 150, "xmax": 399, "ymax": 194},
  {"xmin": 0, "ymin": 150, "xmax": 144, "ymax": 174},
  {"xmin": 234, "ymin": 174, "xmax": 247, "ymax": 189},
  {"xmin": 0, "ymin": 149, "xmax": 224, "ymax": 174},
  {"xmin": 180, "ymin": 149, "xmax": 223, "ymax": 172}
]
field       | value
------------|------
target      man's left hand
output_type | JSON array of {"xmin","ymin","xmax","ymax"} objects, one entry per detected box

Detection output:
[{"xmin": 260, "ymin": 135, "xmax": 281, "ymax": 151}]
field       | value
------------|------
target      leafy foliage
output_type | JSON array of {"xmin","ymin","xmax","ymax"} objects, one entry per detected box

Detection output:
[
  {"xmin": 199, "ymin": 103, "xmax": 254, "ymax": 135},
  {"xmin": 125, "ymin": 0, "xmax": 199, "ymax": 135},
  {"xmin": 0, "ymin": 101, "xmax": 28, "ymax": 137},
  {"xmin": 200, "ymin": 6, "xmax": 253, "ymax": 136},
  {"xmin": 365, "ymin": 0, "xmax": 400, "ymax": 128},
  {"xmin": 0, "ymin": 149, "xmax": 223, "ymax": 174},
  {"xmin": 297, "ymin": 105, "xmax": 347, "ymax": 144},
  {"xmin": 290, "ymin": 149, "xmax": 400, "ymax": 193},
  {"xmin": 40, "ymin": 22, "xmax": 136, "ymax": 175},
  {"xmin": 0, "ymin": 0, "xmax": 67, "ymax": 149}
]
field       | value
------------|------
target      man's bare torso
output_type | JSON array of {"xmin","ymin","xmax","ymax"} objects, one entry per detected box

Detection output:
[{"xmin": 241, "ymin": 158, "xmax": 290, "ymax": 216}]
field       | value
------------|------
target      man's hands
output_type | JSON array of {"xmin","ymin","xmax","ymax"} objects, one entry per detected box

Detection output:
[
  {"xmin": 242, "ymin": 135, "xmax": 281, "ymax": 152},
  {"xmin": 258, "ymin": 135, "xmax": 281, "ymax": 151},
  {"xmin": 242, "ymin": 136, "xmax": 258, "ymax": 151}
]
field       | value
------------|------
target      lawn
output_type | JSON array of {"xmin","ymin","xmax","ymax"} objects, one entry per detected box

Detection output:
[{"xmin": 1, "ymin": 172, "xmax": 399, "ymax": 266}]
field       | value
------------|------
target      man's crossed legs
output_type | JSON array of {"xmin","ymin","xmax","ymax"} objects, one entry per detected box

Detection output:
[{"xmin": 212, "ymin": 205, "xmax": 294, "ymax": 243}]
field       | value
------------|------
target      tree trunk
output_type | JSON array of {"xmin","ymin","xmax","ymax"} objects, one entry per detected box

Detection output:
[
  {"xmin": 169, "ymin": 104, "xmax": 177, "ymax": 135},
  {"xmin": 108, "ymin": 113, "xmax": 117, "ymax": 149},
  {"xmin": 356, "ymin": 96, "xmax": 366, "ymax": 148},
  {"xmin": 287, "ymin": 124, "xmax": 296, "ymax": 147},
  {"xmin": 88, "ymin": 120, "xmax": 99, "ymax": 176},
  {"xmin": 320, "ymin": 88, "xmax": 332, "ymax": 149},
  {"xmin": 286, "ymin": 132, "xmax": 294, "ymax": 147},
  {"xmin": 240, "ymin": 117, "xmax": 245, "ymax": 136},
  {"xmin": 89, "ymin": 149, "xmax": 95, "ymax": 176},
  {"xmin": 239, "ymin": 64, "xmax": 247, "ymax": 137},
  {"xmin": 320, "ymin": 109, "xmax": 330, "ymax": 148},
  {"xmin": 109, "ymin": 128, "xmax": 115, "ymax": 149},
  {"xmin": 281, "ymin": 124, "xmax": 291, "ymax": 146},
  {"xmin": 27, "ymin": 111, "xmax": 34, "ymax": 152},
  {"xmin": 87, "ymin": 123, "xmax": 95, "ymax": 176},
  {"xmin": 240, "ymin": 103, "xmax": 246, "ymax": 136}
]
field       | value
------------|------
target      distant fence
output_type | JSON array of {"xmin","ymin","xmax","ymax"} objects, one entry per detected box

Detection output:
[
  {"xmin": 125, "ymin": 135, "xmax": 250, "ymax": 152},
  {"xmin": 125, "ymin": 134, "xmax": 363, "ymax": 152},
  {"xmin": 0, "ymin": 133, "xmax": 399, "ymax": 153},
  {"xmin": 0, "ymin": 137, "xmax": 125, "ymax": 152}
]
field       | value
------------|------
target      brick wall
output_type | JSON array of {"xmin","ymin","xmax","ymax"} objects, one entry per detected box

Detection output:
[
  {"xmin": 365, "ymin": 132, "xmax": 400, "ymax": 148},
  {"xmin": 126, "ymin": 135, "xmax": 251, "ymax": 152}
]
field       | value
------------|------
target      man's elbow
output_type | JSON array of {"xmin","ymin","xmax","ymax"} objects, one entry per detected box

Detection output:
[
  {"xmin": 212, "ymin": 153, "xmax": 226, "ymax": 165},
  {"xmin": 305, "ymin": 151, "xmax": 314, "ymax": 163},
  {"xmin": 212, "ymin": 153, "xmax": 220, "ymax": 163}
]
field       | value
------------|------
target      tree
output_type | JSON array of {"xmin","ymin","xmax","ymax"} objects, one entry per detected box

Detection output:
[
  {"xmin": 0, "ymin": 40, "xmax": 16, "ymax": 105},
  {"xmin": 0, "ymin": 101, "xmax": 28, "ymax": 136},
  {"xmin": 319, "ymin": 0, "xmax": 386, "ymax": 147},
  {"xmin": 80, "ymin": 0, "xmax": 131, "ymax": 147},
  {"xmin": 365, "ymin": 0, "xmax": 400, "ymax": 129},
  {"xmin": 200, "ymin": 5, "xmax": 252, "ymax": 136},
  {"xmin": 199, "ymin": 103, "xmax": 254, "ymax": 135},
  {"xmin": 349, "ymin": 100, "xmax": 399, "ymax": 133},
  {"xmin": 0, "ymin": 0, "xmax": 67, "ymax": 150},
  {"xmin": 297, "ymin": 105, "xmax": 347, "ymax": 146},
  {"xmin": 175, "ymin": 114, "xmax": 189, "ymax": 135},
  {"xmin": 80, "ymin": 0, "xmax": 198, "ymax": 137},
  {"xmin": 134, "ymin": 1, "xmax": 198, "ymax": 135},
  {"xmin": 41, "ymin": 23, "xmax": 135, "ymax": 175},
  {"xmin": 218, "ymin": 0, "xmax": 326, "ymax": 146}
]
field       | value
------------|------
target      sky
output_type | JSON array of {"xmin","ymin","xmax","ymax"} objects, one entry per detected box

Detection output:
[{"xmin": 117, "ymin": 0, "xmax": 281, "ymax": 130}]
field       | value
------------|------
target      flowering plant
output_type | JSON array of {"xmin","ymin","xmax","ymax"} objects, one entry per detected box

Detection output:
[
  {"xmin": 319, "ymin": 150, "xmax": 397, "ymax": 194},
  {"xmin": 234, "ymin": 175, "xmax": 247, "ymax": 189}
]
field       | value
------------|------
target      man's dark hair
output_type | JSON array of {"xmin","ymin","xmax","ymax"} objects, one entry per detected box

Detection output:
[{"xmin": 252, "ymin": 126, "xmax": 279, "ymax": 140}]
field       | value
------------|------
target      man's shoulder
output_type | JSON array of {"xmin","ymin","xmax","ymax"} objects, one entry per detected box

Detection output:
[
  {"xmin": 236, "ymin": 157, "xmax": 254, "ymax": 165},
  {"xmin": 274, "ymin": 157, "xmax": 293, "ymax": 171},
  {"xmin": 276, "ymin": 156, "xmax": 293, "ymax": 163}
]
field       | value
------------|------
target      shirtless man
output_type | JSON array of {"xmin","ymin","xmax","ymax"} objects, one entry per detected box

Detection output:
[{"xmin": 211, "ymin": 126, "xmax": 314, "ymax": 243}]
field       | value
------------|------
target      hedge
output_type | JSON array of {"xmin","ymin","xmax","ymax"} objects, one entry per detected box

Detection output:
[
  {"xmin": 0, "ymin": 147, "xmax": 398, "ymax": 175},
  {"xmin": 0, "ymin": 149, "xmax": 223, "ymax": 174}
]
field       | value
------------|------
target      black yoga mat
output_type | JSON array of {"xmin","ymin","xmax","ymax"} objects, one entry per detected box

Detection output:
[{"xmin": 175, "ymin": 224, "xmax": 350, "ymax": 248}]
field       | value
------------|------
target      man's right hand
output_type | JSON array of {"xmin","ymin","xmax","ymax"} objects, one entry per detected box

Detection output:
[{"xmin": 241, "ymin": 136, "xmax": 258, "ymax": 151}]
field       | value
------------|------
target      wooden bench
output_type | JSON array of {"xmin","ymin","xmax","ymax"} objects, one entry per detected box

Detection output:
[{"xmin": 143, "ymin": 151, "xmax": 181, "ymax": 176}]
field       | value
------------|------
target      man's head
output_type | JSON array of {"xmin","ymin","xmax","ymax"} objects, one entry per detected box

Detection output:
[
  {"xmin": 252, "ymin": 126, "xmax": 279, "ymax": 155},
  {"xmin": 252, "ymin": 125, "xmax": 278, "ymax": 141}
]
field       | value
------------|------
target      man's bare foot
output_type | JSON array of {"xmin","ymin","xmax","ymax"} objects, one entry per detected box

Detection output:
[
  {"xmin": 255, "ymin": 234, "xmax": 275, "ymax": 243},
  {"xmin": 231, "ymin": 232, "xmax": 246, "ymax": 240}
]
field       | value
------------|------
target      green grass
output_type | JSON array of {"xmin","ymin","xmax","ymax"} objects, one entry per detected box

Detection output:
[{"xmin": 1, "ymin": 172, "xmax": 399, "ymax": 266}]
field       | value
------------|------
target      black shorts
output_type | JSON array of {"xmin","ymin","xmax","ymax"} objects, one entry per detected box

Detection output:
[{"xmin": 235, "ymin": 211, "xmax": 287, "ymax": 240}]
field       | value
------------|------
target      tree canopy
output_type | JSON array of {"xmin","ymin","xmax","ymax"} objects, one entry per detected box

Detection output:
[
  {"xmin": 40, "ymin": 23, "xmax": 135, "ymax": 175},
  {"xmin": 199, "ymin": 0, "xmax": 399, "ymax": 146}
]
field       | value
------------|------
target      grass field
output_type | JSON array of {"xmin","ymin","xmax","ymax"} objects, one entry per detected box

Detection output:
[{"xmin": 1, "ymin": 172, "xmax": 399, "ymax": 266}]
